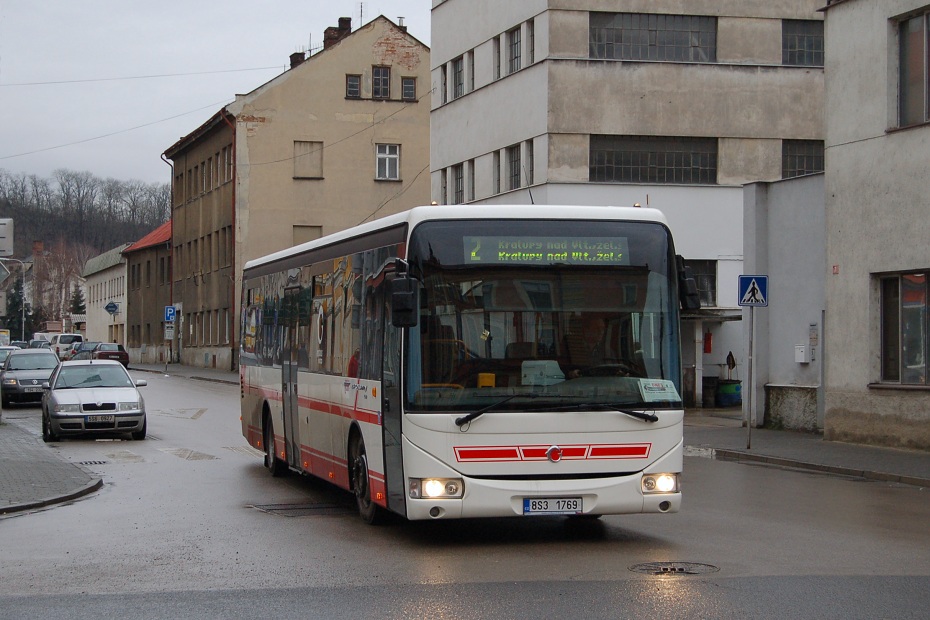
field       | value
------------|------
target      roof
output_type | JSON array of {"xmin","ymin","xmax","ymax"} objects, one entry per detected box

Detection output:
[
  {"xmin": 123, "ymin": 221, "xmax": 171, "ymax": 255},
  {"xmin": 82, "ymin": 243, "xmax": 132, "ymax": 277}
]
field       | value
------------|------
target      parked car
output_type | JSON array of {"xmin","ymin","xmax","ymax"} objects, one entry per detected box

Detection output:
[
  {"xmin": 28, "ymin": 339, "xmax": 51, "ymax": 349},
  {"xmin": 41, "ymin": 359, "xmax": 147, "ymax": 441},
  {"xmin": 1, "ymin": 348, "xmax": 60, "ymax": 406},
  {"xmin": 0, "ymin": 345, "xmax": 19, "ymax": 365},
  {"xmin": 51, "ymin": 334, "xmax": 84, "ymax": 361},
  {"xmin": 10, "ymin": 340, "xmax": 28, "ymax": 349},
  {"xmin": 87, "ymin": 343, "xmax": 129, "ymax": 367}
]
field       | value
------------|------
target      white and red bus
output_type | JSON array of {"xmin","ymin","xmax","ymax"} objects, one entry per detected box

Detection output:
[{"xmin": 240, "ymin": 205, "xmax": 698, "ymax": 523}]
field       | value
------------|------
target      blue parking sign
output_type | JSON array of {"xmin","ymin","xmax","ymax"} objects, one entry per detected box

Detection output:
[
  {"xmin": 738, "ymin": 275, "xmax": 768, "ymax": 307},
  {"xmin": 165, "ymin": 306, "xmax": 177, "ymax": 322}
]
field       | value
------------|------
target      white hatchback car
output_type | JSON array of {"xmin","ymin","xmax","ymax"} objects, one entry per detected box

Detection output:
[{"xmin": 41, "ymin": 360, "xmax": 147, "ymax": 442}]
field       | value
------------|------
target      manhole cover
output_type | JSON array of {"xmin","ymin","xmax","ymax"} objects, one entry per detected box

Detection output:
[
  {"xmin": 250, "ymin": 502, "xmax": 355, "ymax": 517},
  {"xmin": 78, "ymin": 460, "xmax": 109, "ymax": 466},
  {"xmin": 629, "ymin": 562, "xmax": 719, "ymax": 575}
]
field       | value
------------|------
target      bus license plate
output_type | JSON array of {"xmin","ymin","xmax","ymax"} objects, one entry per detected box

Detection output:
[
  {"xmin": 523, "ymin": 497, "xmax": 582, "ymax": 515},
  {"xmin": 86, "ymin": 415, "xmax": 115, "ymax": 423}
]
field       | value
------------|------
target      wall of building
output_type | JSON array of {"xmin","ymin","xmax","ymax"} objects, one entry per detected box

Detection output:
[
  {"xmin": 824, "ymin": 0, "xmax": 930, "ymax": 449},
  {"xmin": 744, "ymin": 174, "xmax": 825, "ymax": 430}
]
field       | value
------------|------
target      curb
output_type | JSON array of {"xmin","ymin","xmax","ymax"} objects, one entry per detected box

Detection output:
[
  {"xmin": 0, "ymin": 477, "xmax": 103, "ymax": 516},
  {"xmin": 715, "ymin": 449, "xmax": 930, "ymax": 489}
]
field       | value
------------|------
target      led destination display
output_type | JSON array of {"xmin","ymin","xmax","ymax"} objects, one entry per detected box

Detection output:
[{"xmin": 465, "ymin": 236, "xmax": 630, "ymax": 266}]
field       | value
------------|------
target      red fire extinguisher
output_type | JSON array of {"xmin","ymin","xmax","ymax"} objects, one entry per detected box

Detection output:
[{"xmin": 703, "ymin": 330, "xmax": 712, "ymax": 354}]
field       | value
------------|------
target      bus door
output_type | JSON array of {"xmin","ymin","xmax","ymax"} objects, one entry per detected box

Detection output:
[
  {"xmin": 282, "ymin": 287, "xmax": 301, "ymax": 468},
  {"xmin": 380, "ymin": 290, "xmax": 406, "ymax": 515}
]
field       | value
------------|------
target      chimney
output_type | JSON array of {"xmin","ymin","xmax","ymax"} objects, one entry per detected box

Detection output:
[
  {"xmin": 324, "ymin": 17, "xmax": 352, "ymax": 49},
  {"xmin": 397, "ymin": 16, "xmax": 407, "ymax": 32},
  {"xmin": 289, "ymin": 51, "xmax": 306, "ymax": 69}
]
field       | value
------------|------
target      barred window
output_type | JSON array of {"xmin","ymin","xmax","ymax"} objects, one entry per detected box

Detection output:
[
  {"xmin": 683, "ymin": 260, "xmax": 717, "ymax": 307},
  {"xmin": 507, "ymin": 27, "xmax": 522, "ymax": 74},
  {"xmin": 782, "ymin": 20, "xmax": 824, "ymax": 67},
  {"xmin": 590, "ymin": 13, "xmax": 717, "ymax": 62},
  {"xmin": 452, "ymin": 56, "xmax": 464, "ymax": 99},
  {"xmin": 782, "ymin": 140, "xmax": 824, "ymax": 179},
  {"xmin": 590, "ymin": 135, "xmax": 717, "ymax": 184},
  {"xmin": 452, "ymin": 164, "xmax": 464, "ymax": 203},
  {"xmin": 507, "ymin": 144, "xmax": 521, "ymax": 190}
]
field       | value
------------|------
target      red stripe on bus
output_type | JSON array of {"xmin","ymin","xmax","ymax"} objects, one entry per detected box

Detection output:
[
  {"xmin": 589, "ymin": 444, "xmax": 651, "ymax": 459},
  {"xmin": 454, "ymin": 446, "xmax": 521, "ymax": 461}
]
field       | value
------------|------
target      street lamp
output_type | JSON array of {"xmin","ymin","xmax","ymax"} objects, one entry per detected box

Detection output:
[{"xmin": 0, "ymin": 257, "xmax": 28, "ymax": 341}]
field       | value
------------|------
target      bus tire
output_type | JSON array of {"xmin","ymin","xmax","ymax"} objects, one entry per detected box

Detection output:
[
  {"xmin": 264, "ymin": 417, "xmax": 287, "ymax": 477},
  {"xmin": 349, "ymin": 432, "xmax": 384, "ymax": 525}
]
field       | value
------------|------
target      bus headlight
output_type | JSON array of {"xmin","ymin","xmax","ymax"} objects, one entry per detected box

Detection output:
[
  {"xmin": 642, "ymin": 473, "xmax": 679, "ymax": 494},
  {"xmin": 409, "ymin": 478, "xmax": 464, "ymax": 499}
]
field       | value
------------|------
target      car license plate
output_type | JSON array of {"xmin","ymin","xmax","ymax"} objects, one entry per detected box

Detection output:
[
  {"xmin": 86, "ymin": 415, "xmax": 115, "ymax": 423},
  {"xmin": 523, "ymin": 497, "xmax": 583, "ymax": 515},
  {"xmin": 24, "ymin": 387, "xmax": 43, "ymax": 393}
]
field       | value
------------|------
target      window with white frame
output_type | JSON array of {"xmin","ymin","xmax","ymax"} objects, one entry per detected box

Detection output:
[
  {"xmin": 402, "ymin": 77, "xmax": 416, "ymax": 101},
  {"xmin": 346, "ymin": 74, "xmax": 361, "ymax": 98},
  {"xmin": 376, "ymin": 144, "xmax": 400, "ymax": 180},
  {"xmin": 899, "ymin": 12, "xmax": 930, "ymax": 127}
]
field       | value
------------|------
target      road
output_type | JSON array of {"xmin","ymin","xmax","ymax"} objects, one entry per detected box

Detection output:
[{"xmin": 1, "ymin": 371, "xmax": 928, "ymax": 619}]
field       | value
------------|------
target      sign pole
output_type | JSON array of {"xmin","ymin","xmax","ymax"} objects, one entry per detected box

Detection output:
[{"xmin": 747, "ymin": 307, "xmax": 754, "ymax": 449}]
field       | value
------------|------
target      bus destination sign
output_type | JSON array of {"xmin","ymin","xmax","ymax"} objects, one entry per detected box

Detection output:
[{"xmin": 465, "ymin": 236, "xmax": 630, "ymax": 266}]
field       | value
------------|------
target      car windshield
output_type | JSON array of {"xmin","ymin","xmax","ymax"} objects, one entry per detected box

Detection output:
[
  {"xmin": 8, "ymin": 354, "xmax": 59, "ymax": 370},
  {"xmin": 54, "ymin": 365, "xmax": 133, "ymax": 388}
]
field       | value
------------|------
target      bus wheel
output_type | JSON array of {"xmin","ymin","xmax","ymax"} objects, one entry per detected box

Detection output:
[
  {"xmin": 349, "ymin": 433, "xmax": 383, "ymax": 525},
  {"xmin": 264, "ymin": 419, "xmax": 287, "ymax": 477}
]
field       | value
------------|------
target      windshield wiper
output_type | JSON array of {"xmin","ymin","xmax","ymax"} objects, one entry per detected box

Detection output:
[
  {"xmin": 539, "ymin": 402, "xmax": 659, "ymax": 423},
  {"xmin": 454, "ymin": 394, "xmax": 544, "ymax": 427}
]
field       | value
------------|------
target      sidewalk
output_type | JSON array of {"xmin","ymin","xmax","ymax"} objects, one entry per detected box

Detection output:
[{"xmin": 2, "ymin": 365, "xmax": 928, "ymax": 515}]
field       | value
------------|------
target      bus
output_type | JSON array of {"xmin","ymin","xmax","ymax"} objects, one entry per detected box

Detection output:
[{"xmin": 240, "ymin": 205, "xmax": 699, "ymax": 523}]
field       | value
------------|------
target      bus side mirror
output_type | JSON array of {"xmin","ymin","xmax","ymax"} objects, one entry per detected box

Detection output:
[
  {"xmin": 391, "ymin": 277, "xmax": 419, "ymax": 328},
  {"xmin": 676, "ymin": 256, "xmax": 702, "ymax": 311}
]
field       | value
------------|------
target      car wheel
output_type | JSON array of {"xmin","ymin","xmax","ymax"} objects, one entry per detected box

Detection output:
[
  {"xmin": 42, "ymin": 413, "xmax": 59, "ymax": 442},
  {"xmin": 131, "ymin": 418, "xmax": 147, "ymax": 440},
  {"xmin": 263, "ymin": 418, "xmax": 287, "ymax": 477},
  {"xmin": 349, "ymin": 432, "xmax": 384, "ymax": 525}
]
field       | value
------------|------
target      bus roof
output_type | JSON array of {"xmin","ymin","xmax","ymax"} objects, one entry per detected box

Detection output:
[{"xmin": 243, "ymin": 204, "xmax": 669, "ymax": 272}]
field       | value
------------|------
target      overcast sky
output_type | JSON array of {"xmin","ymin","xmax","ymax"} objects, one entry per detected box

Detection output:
[{"xmin": 0, "ymin": 1, "xmax": 430, "ymax": 185}]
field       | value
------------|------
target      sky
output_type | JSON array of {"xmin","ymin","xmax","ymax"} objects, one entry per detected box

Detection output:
[{"xmin": 0, "ymin": 1, "xmax": 431, "ymax": 185}]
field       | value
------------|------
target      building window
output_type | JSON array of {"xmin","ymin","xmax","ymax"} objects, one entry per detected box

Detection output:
[
  {"xmin": 900, "ymin": 13, "xmax": 930, "ymax": 127},
  {"xmin": 452, "ymin": 164, "xmax": 464, "ymax": 203},
  {"xmin": 402, "ymin": 77, "xmax": 416, "ymax": 101},
  {"xmin": 294, "ymin": 141, "xmax": 323, "ymax": 178},
  {"xmin": 467, "ymin": 51, "xmax": 475, "ymax": 91},
  {"xmin": 440, "ymin": 168, "xmax": 448, "ymax": 205},
  {"xmin": 782, "ymin": 20, "xmax": 824, "ymax": 67},
  {"xmin": 881, "ymin": 273, "xmax": 930, "ymax": 384},
  {"xmin": 493, "ymin": 150, "xmax": 501, "ymax": 193},
  {"xmin": 452, "ymin": 56, "xmax": 465, "ymax": 99},
  {"xmin": 467, "ymin": 158, "xmax": 476, "ymax": 201},
  {"xmin": 528, "ymin": 19, "xmax": 535, "ymax": 64},
  {"xmin": 590, "ymin": 135, "xmax": 718, "ymax": 184},
  {"xmin": 376, "ymin": 144, "xmax": 400, "ymax": 180},
  {"xmin": 373, "ymin": 66, "xmax": 390, "ymax": 99},
  {"xmin": 507, "ymin": 27, "xmax": 522, "ymax": 74},
  {"xmin": 494, "ymin": 37, "xmax": 501, "ymax": 80},
  {"xmin": 782, "ymin": 140, "xmax": 824, "ymax": 178},
  {"xmin": 346, "ymin": 74, "xmax": 361, "ymax": 98},
  {"xmin": 441, "ymin": 64, "xmax": 448, "ymax": 104},
  {"xmin": 526, "ymin": 139, "xmax": 534, "ymax": 185},
  {"xmin": 590, "ymin": 13, "xmax": 717, "ymax": 62},
  {"xmin": 507, "ymin": 144, "xmax": 521, "ymax": 190},
  {"xmin": 684, "ymin": 260, "xmax": 717, "ymax": 307}
]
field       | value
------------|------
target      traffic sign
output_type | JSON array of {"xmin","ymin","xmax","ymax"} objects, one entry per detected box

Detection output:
[
  {"xmin": 165, "ymin": 305, "xmax": 177, "ymax": 322},
  {"xmin": 164, "ymin": 323, "xmax": 175, "ymax": 340},
  {"xmin": 738, "ymin": 275, "xmax": 768, "ymax": 307},
  {"xmin": 105, "ymin": 301, "xmax": 119, "ymax": 315}
]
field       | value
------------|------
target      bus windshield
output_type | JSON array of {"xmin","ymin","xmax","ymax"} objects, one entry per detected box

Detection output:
[{"xmin": 403, "ymin": 219, "xmax": 682, "ymax": 413}]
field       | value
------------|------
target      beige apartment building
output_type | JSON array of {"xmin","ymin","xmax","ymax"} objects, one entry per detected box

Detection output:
[
  {"xmin": 164, "ymin": 16, "xmax": 430, "ymax": 369},
  {"xmin": 82, "ymin": 243, "xmax": 130, "ymax": 345}
]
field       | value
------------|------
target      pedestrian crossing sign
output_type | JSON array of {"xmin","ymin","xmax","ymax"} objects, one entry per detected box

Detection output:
[{"xmin": 738, "ymin": 275, "xmax": 768, "ymax": 307}]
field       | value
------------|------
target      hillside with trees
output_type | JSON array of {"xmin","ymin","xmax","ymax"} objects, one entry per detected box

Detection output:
[{"xmin": 0, "ymin": 167, "xmax": 170, "ymax": 335}]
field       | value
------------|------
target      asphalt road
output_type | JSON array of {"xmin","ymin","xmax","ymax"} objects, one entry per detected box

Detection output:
[{"xmin": 1, "ymin": 371, "xmax": 928, "ymax": 619}]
